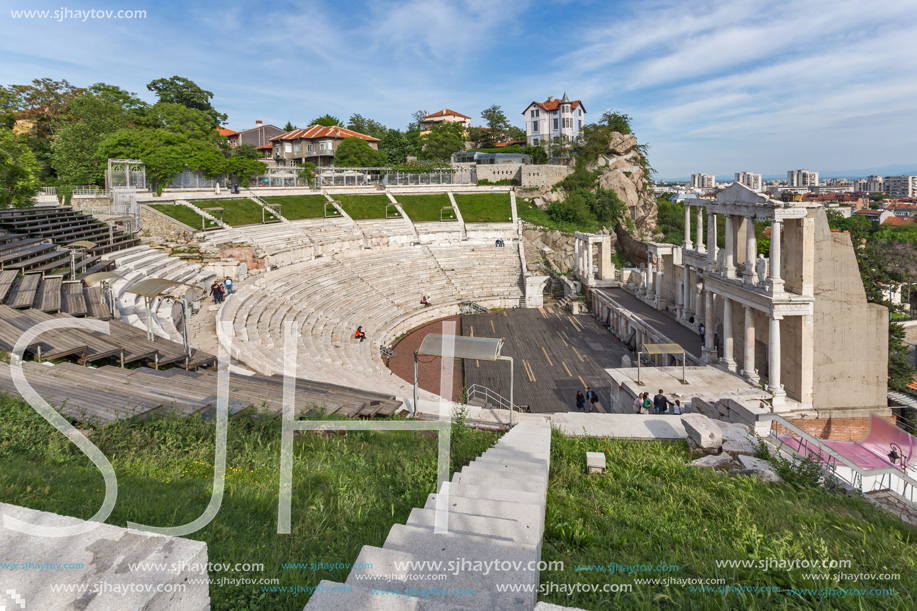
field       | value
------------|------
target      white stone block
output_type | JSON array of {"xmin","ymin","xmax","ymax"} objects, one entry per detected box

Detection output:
[
  {"xmin": 681, "ymin": 414, "xmax": 723, "ymax": 450},
  {"xmin": 586, "ymin": 451, "xmax": 606, "ymax": 474}
]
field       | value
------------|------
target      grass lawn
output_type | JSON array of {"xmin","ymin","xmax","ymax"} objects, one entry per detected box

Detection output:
[
  {"xmin": 395, "ymin": 193, "xmax": 456, "ymax": 223},
  {"xmin": 336, "ymin": 194, "xmax": 399, "ymax": 220},
  {"xmin": 149, "ymin": 203, "xmax": 218, "ymax": 230},
  {"xmin": 149, "ymin": 199, "xmax": 268, "ymax": 228},
  {"xmin": 542, "ymin": 432, "xmax": 917, "ymax": 610},
  {"xmin": 453, "ymin": 193, "xmax": 513, "ymax": 223},
  {"xmin": 260, "ymin": 195, "xmax": 335, "ymax": 220},
  {"xmin": 517, "ymin": 197, "xmax": 602, "ymax": 234},
  {"xmin": 0, "ymin": 393, "xmax": 499, "ymax": 610}
]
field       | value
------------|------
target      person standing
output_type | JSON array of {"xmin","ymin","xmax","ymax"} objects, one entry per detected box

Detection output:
[
  {"xmin": 633, "ymin": 393, "xmax": 643, "ymax": 414},
  {"xmin": 698, "ymin": 322, "xmax": 706, "ymax": 349},
  {"xmin": 224, "ymin": 277, "xmax": 234, "ymax": 295},
  {"xmin": 671, "ymin": 400, "xmax": 683, "ymax": 415},
  {"xmin": 713, "ymin": 332, "xmax": 721, "ymax": 358},
  {"xmin": 585, "ymin": 387, "xmax": 599, "ymax": 412},
  {"xmin": 575, "ymin": 390, "xmax": 586, "ymax": 411},
  {"xmin": 210, "ymin": 281, "xmax": 222, "ymax": 304},
  {"xmin": 641, "ymin": 392, "xmax": 651, "ymax": 414}
]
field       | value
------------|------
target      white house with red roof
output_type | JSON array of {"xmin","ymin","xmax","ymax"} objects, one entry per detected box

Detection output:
[
  {"xmin": 522, "ymin": 93, "xmax": 585, "ymax": 146},
  {"xmin": 269, "ymin": 125, "xmax": 380, "ymax": 167},
  {"xmin": 419, "ymin": 109, "xmax": 471, "ymax": 134}
]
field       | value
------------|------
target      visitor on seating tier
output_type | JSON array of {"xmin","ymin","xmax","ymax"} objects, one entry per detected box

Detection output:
[
  {"xmin": 576, "ymin": 390, "xmax": 586, "ymax": 411},
  {"xmin": 421, "ymin": 295, "xmax": 432, "ymax": 307},
  {"xmin": 210, "ymin": 281, "xmax": 224, "ymax": 304},
  {"xmin": 224, "ymin": 277, "xmax": 234, "ymax": 295},
  {"xmin": 354, "ymin": 326, "xmax": 366, "ymax": 342},
  {"xmin": 653, "ymin": 389, "xmax": 674, "ymax": 414},
  {"xmin": 671, "ymin": 399, "xmax": 683, "ymax": 415}
]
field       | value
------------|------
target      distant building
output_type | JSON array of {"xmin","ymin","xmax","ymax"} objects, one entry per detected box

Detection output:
[
  {"xmin": 734, "ymin": 171, "xmax": 762, "ymax": 191},
  {"xmin": 884, "ymin": 175, "xmax": 917, "ymax": 198},
  {"xmin": 691, "ymin": 173, "xmax": 716, "ymax": 189},
  {"xmin": 852, "ymin": 178, "xmax": 868, "ymax": 192},
  {"xmin": 867, "ymin": 175, "xmax": 884, "ymax": 193},
  {"xmin": 420, "ymin": 109, "xmax": 471, "ymax": 134},
  {"xmin": 787, "ymin": 169, "xmax": 819, "ymax": 187},
  {"xmin": 222, "ymin": 120, "xmax": 285, "ymax": 149},
  {"xmin": 522, "ymin": 94, "xmax": 585, "ymax": 146},
  {"xmin": 269, "ymin": 125, "xmax": 380, "ymax": 168}
]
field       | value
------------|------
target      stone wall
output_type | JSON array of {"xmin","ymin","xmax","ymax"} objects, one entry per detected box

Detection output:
[
  {"xmin": 475, "ymin": 164, "xmax": 521, "ymax": 184},
  {"xmin": 139, "ymin": 204, "xmax": 197, "ymax": 242},
  {"xmin": 520, "ymin": 165, "xmax": 572, "ymax": 189},
  {"xmin": 775, "ymin": 415, "xmax": 896, "ymax": 442},
  {"xmin": 811, "ymin": 207, "xmax": 889, "ymax": 415}
]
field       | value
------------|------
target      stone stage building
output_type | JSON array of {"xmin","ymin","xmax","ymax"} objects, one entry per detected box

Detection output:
[{"xmin": 583, "ymin": 183, "xmax": 889, "ymax": 440}]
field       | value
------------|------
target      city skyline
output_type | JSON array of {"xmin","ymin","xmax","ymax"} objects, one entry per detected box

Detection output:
[{"xmin": 2, "ymin": 0, "xmax": 916, "ymax": 178}]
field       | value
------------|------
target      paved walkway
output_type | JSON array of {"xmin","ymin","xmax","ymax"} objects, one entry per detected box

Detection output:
[
  {"xmin": 462, "ymin": 307, "xmax": 630, "ymax": 414},
  {"xmin": 597, "ymin": 288, "xmax": 703, "ymax": 359}
]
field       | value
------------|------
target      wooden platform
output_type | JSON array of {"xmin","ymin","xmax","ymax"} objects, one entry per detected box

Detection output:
[
  {"xmin": 0, "ymin": 361, "xmax": 403, "ymax": 425},
  {"xmin": 462, "ymin": 307, "xmax": 630, "ymax": 414}
]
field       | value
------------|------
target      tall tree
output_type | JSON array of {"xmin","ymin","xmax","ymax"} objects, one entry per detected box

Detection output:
[
  {"xmin": 282, "ymin": 121, "xmax": 297, "ymax": 131},
  {"xmin": 87, "ymin": 82, "xmax": 148, "ymax": 116},
  {"xmin": 51, "ymin": 94, "xmax": 129, "ymax": 185},
  {"xmin": 310, "ymin": 114, "xmax": 341, "ymax": 127},
  {"xmin": 146, "ymin": 76, "xmax": 227, "ymax": 126},
  {"xmin": 0, "ymin": 128, "xmax": 40, "ymax": 208},
  {"xmin": 378, "ymin": 129, "xmax": 411, "ymax": 164},
  {"xmin": 421, "ymin": 121, "xmax": 465, "ymax": 161},
  {"xmin": 480, "ymin": 104, "xmax": 509, "ymax": 147},
  {"xmin": 346, "ymin": 114, "xmax": 386, "ymax": 139},
  {"xmin": 142, "ymin": 102, "xmax": 222, "ymax": 144}
]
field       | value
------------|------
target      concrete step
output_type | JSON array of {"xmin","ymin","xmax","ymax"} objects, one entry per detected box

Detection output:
[
  {"xmin": 404, "ymin": 508, "xmax": 540, "ymax": 549},
  {"xmin": 303, "ymin": 578, "xmax": 479, "ymax": 610},
  {"xmin": 452, "ymin": 469, "xmax": 546, "ymax": 495}
]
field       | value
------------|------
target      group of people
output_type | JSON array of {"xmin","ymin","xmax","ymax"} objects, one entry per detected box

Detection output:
[
  {"xmin": 633, "ymin": 389, "xmax": 682, "ymax": 415},
  {"xmin": 574, "ymin": 387, "xmax": 600, "ymax": 412},
  {"xmin": 420, "ymin": 296, "xmax": 432, "ymax": 307},
  {"xmin": 697, "ymin": 322, "xmax": 721, "ymax": 356},
  {"xmin": 209, "ymin": 278, "xmax": 234, "ymax": 304},
  {"xmin": 494, "ymin": 239, "xmax": 506, "ymax": 247}
]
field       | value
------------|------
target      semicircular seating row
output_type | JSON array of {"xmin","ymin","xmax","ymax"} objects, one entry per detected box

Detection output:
[{"xmin": 219, "ymin": 242, "xmax": 524, "ymax": 399}]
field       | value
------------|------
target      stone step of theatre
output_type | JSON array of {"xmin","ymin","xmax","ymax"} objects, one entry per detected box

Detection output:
[
  {"xmin": 219, "ymin": 243, "xmax": 523, "ymax": 399},
  {"xmin": 303, "ymin": 421, "xmax": 552, "ymax": 611}
]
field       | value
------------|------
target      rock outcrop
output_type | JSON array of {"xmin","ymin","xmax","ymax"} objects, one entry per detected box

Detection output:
[{"xmin": 593, "ymin": 133, "xmax": 658, "ymax": 237}]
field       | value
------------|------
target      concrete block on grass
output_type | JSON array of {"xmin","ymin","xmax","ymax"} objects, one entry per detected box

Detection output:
[{"xmin": 586, "ymin": 451, "xmax": 606, "ymax": 474}]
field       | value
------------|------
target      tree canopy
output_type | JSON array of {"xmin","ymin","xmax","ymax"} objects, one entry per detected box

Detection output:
[
  {"xmin": 146, "ymin": 76, "xmax": 226, "ymax": 127},
  {"xmin": 480, "ymin": 104, "xmax": 509, "ymax": 147},
  {"xmin": 420, "ymin": 121, "xmax": 465, "ymax": 161},
  {"xmin": 310, "ymin": 114, "xmax": 341, "ymax": 127},
  {"xmin": 0, "ymin": 128, "xmax": 40, "ymax": 208},
  {"xmin": 346, "ymin": 114, "xmax": 386, "ymax": 139},
  {"xmin": 51, "ymin": 93, "xmax": 130, "ymax": 185},
  {"xmin": 334, "ymin": 137, "xmax": 384, "ymax": 167}
]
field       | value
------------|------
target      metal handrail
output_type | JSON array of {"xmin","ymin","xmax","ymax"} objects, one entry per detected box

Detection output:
[
  {"xmin": 762, "ymin": 414, "xmax": 917, "ymax": 504},
  {"xmin": 467, "ymin": 384, "xmax": 515, "ymax": 412}
]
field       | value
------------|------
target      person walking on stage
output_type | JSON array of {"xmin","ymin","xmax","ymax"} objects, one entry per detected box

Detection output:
[{"xmin": 576, "ymin": 390, "xmax": 586, "ymax": 411}]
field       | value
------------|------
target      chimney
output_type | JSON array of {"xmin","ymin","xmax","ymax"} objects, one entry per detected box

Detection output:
[
  {"xmin": 547, "ymin": 96, "xmax": 555, "ymax": 102},
  {"xmin": 255, "ymin": 120, "xmax": 263, "ymax": 126}
]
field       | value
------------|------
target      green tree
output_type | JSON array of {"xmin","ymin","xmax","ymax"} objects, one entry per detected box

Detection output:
[
  {"xmin": 225, "ymin": 155, "xmax": 266, "ymax": 187},
  {"xmin": 506, "ymin": 125, "xmax": 526, "ymax": 141},
  {"xmin": 87, "ymin": 82, "xmax": 148, "ymax": 117},
  {"xmin": 231, "ymin": 143, "xmax": 263, "ymax": 160},
  {"xmin": 0, "ymin": 86, "xmax": 18, "ymax": 129},
  {"xmin": 0, "ymin": 128, "xmax": 40, "ymax": 208},
  {"xmin": 334, "ymin": 137, "xmax": 384, "ymax": 167},
  {"xmin": 142, "ymin": 102, "xmax": 222, "ymax": 144},
  {"xmin": 378, "ymin": 129, "xmax": 411, "ymax": 165},
  {"xmin": 51, "ymin": 94, "xmax": 129, "ymax": 185},
  {"xmin": 146, "ymin": 76, "xmax": 226, "ymax": 127},
  {"xmin": 480, "ymin": 105, "xmax": 509, "ymax": 147},
  {"xmin": 421, "ymin": 121, "xmax": 465, "ymax": 161},
  {"xmin": 310, "ymin": 114, "xmax": 341, "ymax": 127},
  {"xmin": 97, "ymin": 127, "xmax": 193, "ymax": 194},
  {"xmin": 346, "ymin": 114, "xmax": 386, "ymax": 139},
  {"xmin": 282, "ymin": 121, "xmax": 297, "ymax": 131}
]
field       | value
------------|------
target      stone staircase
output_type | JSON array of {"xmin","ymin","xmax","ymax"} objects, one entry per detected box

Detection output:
[{"xmin": 304, "ymin": 421, "xmax": 552, "ymax": 610}]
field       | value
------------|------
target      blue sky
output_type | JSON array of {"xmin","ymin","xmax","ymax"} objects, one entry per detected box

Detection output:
[{"xmin": 2, "ymin": 0, "xmax": 916, "ymax": 179}]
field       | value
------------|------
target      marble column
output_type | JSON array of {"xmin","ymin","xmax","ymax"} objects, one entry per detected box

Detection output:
[
  {"xmin": 706, "ymin": 211, "xmax": 716, "ymax": 270},
  {"xmin": 684, "ymin": 205, "xmax": 693, "ymax": 250},
  {"xmin": 725, "ymin": 214, "xmax": 736, "ymax": 279},
  {"xmin": 768, "ymin": 219, "xmax": 784, "ymax": 293},
  {"xmin": 743, "ymin": 306, "xmax": 759, "ymax": 382},
  {"xmin": 682, "ymin": 265, "xmax": 691, "ymax": 320},
  {"xmin": 647, "ymin": 258, "xmax": 655, "ymax": 299},
  {"xmin": 768, "ymin": 314, "xmax": 786, "ymax": 405},
  {"xmin": 722, "ymin": 297, "xmax": 736, "ymax": 370},
  {"xmin": 696, "ymin": 207, "xmax": 705, "ymax": 253},
  {"xmin": 743, "ymin": 217, "xmax": 756, "ymax": 285},
  {"xmin": 704, "ymin": 291, "xmax": 716, "ymax": 363}
]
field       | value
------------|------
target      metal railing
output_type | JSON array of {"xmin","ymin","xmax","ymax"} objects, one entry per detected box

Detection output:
[
  {"xmin": 762, "ymin": 414, "xmax": 917, "ymax": 506},
  {"xmin": 380, "ymin": 345, "xmax": 396, "ymax": 359},
  {"xmin": 467, "ymin": 384, "xmax": 515, "ymax": 412},
  {"xmin": 39, "ymin": 185, "xmax": 104, "ymax": 197},
  {"xmin": 460, "ymin": 301, "xmax": 489, "ymax": 315}
]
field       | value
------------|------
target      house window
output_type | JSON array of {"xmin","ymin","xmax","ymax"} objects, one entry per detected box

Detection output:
[
  {"xmin": 578, "ymin": 120, "xmax": 582, "ymax": 130},
  {"xmin": 533, "ymin": 121, "xmax": 539, "ymax": 132},
  {"xmin": 531, "ymin": 109, "xmax": 539, "ymax": 118},
  {"xmin": 553, "ymin": 119, "xmax": 558, "ymax": 130},
  {"xmin": 307, "ymin": 143, "xmax": 314, "ymax": 154},
  {"xmin": 320, "ymin": 140, "xmax": 332, "ymax": 151},
  {"xmin": 284, "ymin": 143, "xmax": 292, "ymax": 153}
]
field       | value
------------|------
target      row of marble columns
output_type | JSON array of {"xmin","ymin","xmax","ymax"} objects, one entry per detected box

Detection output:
[{"xmin": 684, "ymin": 205, "xmax": 784, "ymax": 291}]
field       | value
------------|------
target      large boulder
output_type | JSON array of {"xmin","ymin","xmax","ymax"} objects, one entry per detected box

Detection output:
[
  {"xmin": 690, "ymin": 453, "xmax": 735, "ymax": 469},
  {"xmin": 681, "ymin": 414, "xmax": 723, "ymax": 450},
  {"xmin": 717, "ymin": 421, "xmax": 759, "ymax": 456},
  {"xmin": 738, "ymin": 455, "xmax": 784, "ymax": 483}
]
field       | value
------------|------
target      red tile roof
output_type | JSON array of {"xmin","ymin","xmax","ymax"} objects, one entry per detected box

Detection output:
[
  {"xmin": 256, "ymin": 143, "xmax": 273, "ymax": 150},
  {"xmin": 270, "ymin": 125, "xmax": 380, "ymax": 142},
  {"xmin": 218, "ymin": 127, "xmax": 238, "ymax": 136},
  {"xmin": 883, "ymin": 216, "xmax": 915, "ymax": 226},
  {"xmin": 525, "ymin": 98, "xmax": 585, "ymax": 113},
  {"xmin": 423, "ymin": 109, "xmax": 471, "ymax": 120},
  {"xmin": 495, "ymin": 139, "xmax": 527, "ymax": 148}
]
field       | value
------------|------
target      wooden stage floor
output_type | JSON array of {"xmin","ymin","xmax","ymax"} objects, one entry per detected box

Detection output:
[{"xmin": 462, "ymin": 306, "xmax": 631, "ymax": 414}]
